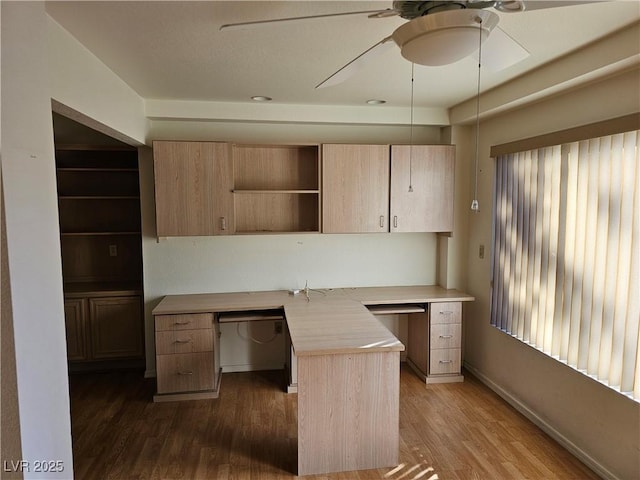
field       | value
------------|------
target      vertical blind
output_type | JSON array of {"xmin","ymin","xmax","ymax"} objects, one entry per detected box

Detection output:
[{"xmin": 491, "ymin": 130, "xmax": 639, "ymax": 401}]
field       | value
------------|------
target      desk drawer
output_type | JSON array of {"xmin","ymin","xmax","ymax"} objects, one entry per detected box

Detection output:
[
  {"xmin": 429, "ymin": 348, "xmax": 461, "ymax": 375},
  {"xmin": 430, "ymin": 323, "xmax": 461, "ymax": 349},
  {"xmin": 156, "ymin": 352, "xmax": 214, "ymax": 393},
  {"xmin": 156, "ymin": 329, "xmax": 213, "ymax": 355},
  {"xmin": 430, "ymin": 302, "xmax": 461, "ymax": 325},
  {"xmin": 155, "ymin": 313, "xmax": 212, "ymax": 332}
]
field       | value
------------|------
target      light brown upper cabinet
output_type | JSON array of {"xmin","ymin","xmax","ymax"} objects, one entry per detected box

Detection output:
[
  {"xmin": 153, "ymin": 141, "xmax": 234, "ymax": 236},
  {"xmin": 322, "ymin": 144, "xmax": 455, "ymax": 234},
  {"xmin": 390, "ymin": 145, "xmax": 455, "ymax": 233},
  {"xmin": 322, "ymin": 144, "xmax": 390, "ymax": 233},
  {"xmin": 232, "ymin": 145, "xmax": 320, "ymax": 234}
]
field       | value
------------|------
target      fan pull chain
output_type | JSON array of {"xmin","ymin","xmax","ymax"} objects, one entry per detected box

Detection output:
[
  {"xmin": 409, "ymin": 62, "xmax": 415, "ymax": 193},
  {"xmin": 471, "ymin": 17, "xmax": 483, "ymax": 212}
]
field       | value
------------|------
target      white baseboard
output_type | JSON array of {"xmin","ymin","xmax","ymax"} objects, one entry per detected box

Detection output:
[{"xmin": 463, "ymin": 361, "xmax": 618, "ymax": 480}]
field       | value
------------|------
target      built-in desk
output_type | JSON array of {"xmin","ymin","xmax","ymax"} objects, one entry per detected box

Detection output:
[{"xmin": 152, "ymin": 285, "xmax": 473, "ymax": 476}]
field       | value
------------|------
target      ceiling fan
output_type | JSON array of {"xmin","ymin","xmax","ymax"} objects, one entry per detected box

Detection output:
[{"xmin": 220, "ymin": 0, "xmax": 599, "ymax": 88}]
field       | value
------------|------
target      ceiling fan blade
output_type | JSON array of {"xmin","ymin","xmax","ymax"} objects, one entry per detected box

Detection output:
[
  {"xmin": 220, "ymin": 8, "xmax": 396, "ymax": 31},
  {"xmin": 315, "ymin": 36, "xmax": 396, "ymax": 89},
  {"xmin": 473, "ymin": 26, "xmax": 529, "ymax": 71},
  {"xmin": 495, "ymin": 0, "xmax": 604, "ymax": 12}
]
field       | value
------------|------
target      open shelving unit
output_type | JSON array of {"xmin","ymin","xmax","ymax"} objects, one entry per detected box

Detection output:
[
  {"xmin": 232, "ymin": 144, "xmax": 320, "ymax": 234},
  {"xmin": 57, "ymin": 147, "xmax": 142, "ymax": 285},
  {"xmin": 55, "ymin": 146, "xmax": 144, "ymax": 371}
]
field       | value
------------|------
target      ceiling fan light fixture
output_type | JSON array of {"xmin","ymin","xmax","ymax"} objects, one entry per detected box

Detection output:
[
  {"xmin": 392, "ymin": 9, "xmax": 499, "ymax": 66},
  {"xmin": 494, "ymin": 1, "xmax": 526, "ymax": 12}
]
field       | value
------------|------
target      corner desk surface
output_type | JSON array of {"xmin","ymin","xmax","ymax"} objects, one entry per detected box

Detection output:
[
  {"xmin": 152, "ymin": 285, "xmax": 474, "ymax": 476},
  {"xmin": 152, "ymin": 285, "xmax": 474, "ymax": 356}
]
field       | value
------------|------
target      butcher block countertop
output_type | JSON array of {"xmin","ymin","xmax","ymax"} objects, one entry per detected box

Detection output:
[{"xmin": 152, "ymin": 285, "xmax": 474, "ymax": 356}]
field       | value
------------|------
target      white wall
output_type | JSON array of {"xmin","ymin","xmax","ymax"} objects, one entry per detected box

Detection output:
[
  {"xmin": 47, "ymin": 17, "xmax": 147, "ymax": 145},
  {"xmin": 1, "ymin": 3, "xmax": 73, "ymax": 478},
  {"xmin": 461, "ymin": 66, "xmax": 640, "ymax": 480}
]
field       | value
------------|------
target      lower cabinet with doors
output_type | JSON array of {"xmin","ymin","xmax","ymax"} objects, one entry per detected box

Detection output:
[
  {"xmin": 407, "ymin": 301, "xmax": 464, "ymax": 383},
  {"xmin": 153, "ymin": 313, "xmax": 221, "ymax": 402},
  {"xmin": 63, "ymin": 290, "xmax": 144, "ymax": 371}
]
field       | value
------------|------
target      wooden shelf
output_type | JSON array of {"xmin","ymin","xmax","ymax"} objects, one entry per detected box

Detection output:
[
  {"xmin": 59, "ymin": 196, "xmax": 140, "ymax": 200},
  {"xmin": 233, "ymin": 189, "xmax": 319, "ymax": 194},
  {"xmin": 64, "ymin": 281, "xmax": 142, "ymax": 297},
  {"xmin": 232, "ymin": 144, "xmax": 320, "ymax": 234},
  {"xmin": 234, "ymin": 230, "xmax": 320, "ymax": 235},
  {"xmin": 61, "ymin": 231, "xmax": 141, "ymax": 237},
  {"xmin": 57, "ymin": 167, "xmax": 138, "ymax": 172}
]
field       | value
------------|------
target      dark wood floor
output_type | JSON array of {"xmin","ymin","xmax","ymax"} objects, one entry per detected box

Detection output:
[{"xmin": 69, "ymin": 365, "xmax": 599, "ymax": 479}]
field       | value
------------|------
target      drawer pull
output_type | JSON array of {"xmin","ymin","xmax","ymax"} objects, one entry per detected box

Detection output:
[
  {"xmin": 379, "ymin": 215, "xmax": 385, "ymax": 228},
  {"xmin": 439, "ymin": 335, "xmax": 453, "ymax": 339},
  {"xmin": 439, "ymin": 311, "xmax": 454, "ymax": 315},
  {"xmin": 174, "ymin": 339, "xmax": 192, "ymax": 344},
  {"xmin": 439, "ymin": 360, "xmax": 453, "ymax": 364},
  {"xmin": 174, "ymin": 321, "xmax": 191, "ymax": 326},
  {"xmin": 177, "ymin": 370, "xmax": 194, "ymax": 375}
]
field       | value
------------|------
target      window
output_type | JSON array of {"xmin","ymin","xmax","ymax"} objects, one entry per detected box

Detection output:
[{"xmin": 491, "ymin": 130, "xmax": 639, "ymax": 401}]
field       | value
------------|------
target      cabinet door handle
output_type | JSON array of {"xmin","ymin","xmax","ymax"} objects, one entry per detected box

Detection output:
[
  {"xmin": 174, "ymin": 321, "xmax": 191, "ymax": 326},
  {"xmin": 175, "ymin": 339, "xmax": 192, "ymax": 344},
  {"xmin": 439, "ymin": 360, "xmax": 453, "ymax": 364},
  {"xmin": 178, "ymin": 370, "xmax": 194, "ymax": 375},
  {"xmin": 220, "ymin": 216, "xmax": 227, "ymax": 231},
  {"xmin": 439, "ymin": 335, "xmax": 453, "ymax": 339},
  {"xmin": 379, "ymin": 215, "xmax": 385, "ymax": 228},
  {"xmin": 393, "ymin": 215, "xmax": 398, "ymax": 228},
  {"xmin": 439, "ymin": 311, "xmax": 454, "ymax": 316}
]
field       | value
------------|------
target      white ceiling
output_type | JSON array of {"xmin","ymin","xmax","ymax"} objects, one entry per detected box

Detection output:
[{"xmin": 45, "ymin": 1, "xmax": 640, "ymax": 112}]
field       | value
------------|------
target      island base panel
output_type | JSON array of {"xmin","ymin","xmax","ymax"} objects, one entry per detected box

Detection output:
[{"xmin": 297, "ymin": 351, "xmax": 400, "ymax": 476}]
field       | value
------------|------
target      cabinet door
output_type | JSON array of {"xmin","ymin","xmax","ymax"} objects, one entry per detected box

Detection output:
[
  {"xmin": 322, "ymin": 144, "xmax": 390, "ymax": 233},
  {"xmin": 64, "ymin": 298, "xmax": 88, "ymax": 362},
  {"xmin": 153, "ymin": 141, "xmax": 234, "ymax": 236},
  {"xmin": 390, "ymin": 145, "xmax": 455, "ymax": 232},
  {"xmin": 89, "ymin": 296, "xmax": 143, "ymax": 359}
]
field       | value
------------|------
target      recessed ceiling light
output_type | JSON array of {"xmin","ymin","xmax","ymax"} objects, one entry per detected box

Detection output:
[
  {"xmin": 251, "ymin": 96, "xmax": 272, "ymax": 102},
  {"xmin": 366, "ymin": 99, "xmax": 386, "ymax": 105}
]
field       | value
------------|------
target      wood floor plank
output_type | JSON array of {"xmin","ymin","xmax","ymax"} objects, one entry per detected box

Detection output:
[{"xmin": 69, "ymin": 366, "xmax": 599, "ymax": 479}]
